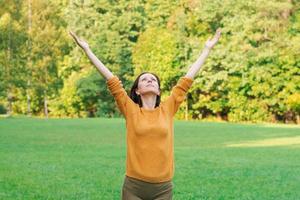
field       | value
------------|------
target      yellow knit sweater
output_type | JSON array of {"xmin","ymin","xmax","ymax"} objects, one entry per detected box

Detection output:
[{"xmin": 106, "ymin": 75, "xmax": 194, "ymax": 183}]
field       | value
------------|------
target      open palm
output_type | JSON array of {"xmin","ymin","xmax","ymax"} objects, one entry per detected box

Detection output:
[
  {"xmin": 69, "ymin": 31, "xmax": 89, "ymax": 50},
  {"xmin": 205, "ymin": 28, "xmax": 221, "ymax": 49}
]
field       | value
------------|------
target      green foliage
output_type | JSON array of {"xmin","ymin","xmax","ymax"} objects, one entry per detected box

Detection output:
[
  {"xmin": 0, "ymin": 0, "xmax": 299, "ymax": 123},
  {"xmin": 48, "ymin": 72, "xmax": 84, "ymax": 118},
  {"xmin": 0, "ymin": 103, "xmax": 6, "ymax": 114},
  {"xmin": 75, "ymin": 70, "xmax": 118, "ymax": 118},
  {"xmin": 132, "ymin": 27, "xmax": 180, "ymax": 91}
]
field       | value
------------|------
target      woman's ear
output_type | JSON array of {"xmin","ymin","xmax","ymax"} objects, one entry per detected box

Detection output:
[{"xmin": 135, "ymin": 89, "xmax": 140, "ymax": 95}]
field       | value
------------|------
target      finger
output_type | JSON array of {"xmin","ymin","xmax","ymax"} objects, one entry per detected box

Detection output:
[
  {"xmin": 69, "ymin": 31, "xmax": 79, "ymax": 41},
  {"xmin": 213, "ymin": 30, "xmax": 221, "ymax": 40},
  {"xmin": 69, "ymin": 30, "xmax": 76, "ymax": 38},
  {"xmin": 69, "ymin": 32, "xmax": 77, "ymax": 41},
  {"xmin": 215, "ymin": 29, "xmax": 221, "ymax": 36}
]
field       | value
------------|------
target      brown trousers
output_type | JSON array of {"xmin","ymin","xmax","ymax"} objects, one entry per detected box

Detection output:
[{"xmin": 121, "ymin": 176, "xmax": 173, "ymax": 200}]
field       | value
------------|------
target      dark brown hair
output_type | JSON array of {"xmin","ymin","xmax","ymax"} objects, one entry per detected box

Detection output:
[{"xmin": 129, "ymin": 72, "xmax": 161, "ymax": 108}]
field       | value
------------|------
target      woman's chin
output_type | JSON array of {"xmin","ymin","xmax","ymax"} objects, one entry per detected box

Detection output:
[{"xmin": 142, "ymin": 90, "xmax": 159, "ymax": 96}]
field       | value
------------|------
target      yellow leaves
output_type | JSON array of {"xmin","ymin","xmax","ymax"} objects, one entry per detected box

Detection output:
[
  {"xmin": 256, "ymin": 0, "xmax": 293, "ymax": 19},
  {"xmin": 35, "ymin": 56, "xmax": 51, "ymax": 70},
  {"xmin": 132, "ymin": 27, "xmax": 179, "ymax": 87},
  {"xmin": 0, "ymin": 13, "xmax": 11, "ymax": 28},
  {"xmin": 49, "ymin": 72, "xmax": 84, "ymax": 118},
  {"xmin": 286, "ymin": 93, "xmax": 300, "ymax": 112},
  {"xmin": 0, "ymin": 13, "xmax": 22, "ymax": 31}
]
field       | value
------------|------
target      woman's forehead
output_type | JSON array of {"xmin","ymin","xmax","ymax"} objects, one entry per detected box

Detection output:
[{"xmin": 140, "ymin": 73, "xmax": 156, "ymax": 80}]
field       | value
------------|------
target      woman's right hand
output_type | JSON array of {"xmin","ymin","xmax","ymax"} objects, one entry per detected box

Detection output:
[{"xmin": 69, "ymin": 30, "xmax": 89, "ymax": 50}]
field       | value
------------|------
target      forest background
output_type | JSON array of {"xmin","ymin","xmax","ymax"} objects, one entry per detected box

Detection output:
[{"xmin": 0, "ymin": 0, "xmax": 299, "ymax": 124}]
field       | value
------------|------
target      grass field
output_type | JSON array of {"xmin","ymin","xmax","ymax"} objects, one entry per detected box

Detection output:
[{"xmin": 0, "ymin": 117, "xmax": 299, "ymax": 200}]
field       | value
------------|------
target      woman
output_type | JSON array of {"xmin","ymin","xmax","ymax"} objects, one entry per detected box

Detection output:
[{"xmin": 70, "ymin": 28, "xmax": 221, "ymax": 200}]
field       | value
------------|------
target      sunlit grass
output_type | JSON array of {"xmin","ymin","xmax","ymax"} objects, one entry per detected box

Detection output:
[
  {"xmin": 226, "ymin": 136, "xmax": 300, "ymax": 147},
  {"xmin": 261, "ymin": 123, "xmax": 300, "ymax": 128}
]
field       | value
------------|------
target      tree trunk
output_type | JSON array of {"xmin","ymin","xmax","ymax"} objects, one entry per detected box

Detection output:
[
  {"xmin": 27, "ymin": 0, "xmax": 32, "ymax": 116},
  {"xmin": 7, "ymin": 91, "xmax": 12, "ymax": 116},
  {"xmin": 281, "ymin": 0, "xmax": 292, "ymax": 19},
  {"xmin": 44, "ymin": 90, "xmax": 48, "ymax": 118},
  {"xmin": 27, "ymin": 87, "xmax": 31, "ymax": 116},
  {"xmin": 216, "ymin": 112, "xmax": 222, "ymax": 121},
  {"xmin": 6, "ymin": 20, "xmax": 12, "ymax": 116}
]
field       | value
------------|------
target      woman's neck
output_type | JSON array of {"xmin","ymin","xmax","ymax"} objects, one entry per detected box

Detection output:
[{"xmin": 140, "ymin": 94, "xmax": 157, "ymax": 109}]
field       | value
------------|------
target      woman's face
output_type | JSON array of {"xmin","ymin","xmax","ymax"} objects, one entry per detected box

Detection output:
[{"xmin": 135, "ymin": 73, "xmax": 160, "ymax": 96}]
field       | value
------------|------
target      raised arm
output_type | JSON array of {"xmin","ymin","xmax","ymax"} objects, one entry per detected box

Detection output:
[
  {"xmin": 185, "ymin": 28, "xmax": 221, "ymax": 80},
  {"xmin": 69, "ymin": 31, "xmax": 114, "ymax": 80}
]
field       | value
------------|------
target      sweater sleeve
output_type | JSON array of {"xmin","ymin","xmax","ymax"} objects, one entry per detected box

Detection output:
[
  {"xmin": 165, "ymin": 76, "xmax": 194, "ymax": 117},
  {"xmin": 106, "ymin": 75, "xmax": 132, "ymax": 118}
]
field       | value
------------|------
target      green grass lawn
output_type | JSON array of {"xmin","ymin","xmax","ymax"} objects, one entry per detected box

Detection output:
[{"xmin": 0, "ymin": 118, "xmax": 299, "ymax": 200}]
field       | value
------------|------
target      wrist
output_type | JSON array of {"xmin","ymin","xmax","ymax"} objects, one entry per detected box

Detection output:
[
  {"xmin": 203, "ymin": 45, "xmax": 211, "ymax": 53},
  {"xmin": 204, "ymin": 44, "xmax": 212, "ymax": 51},
  {"xmin": 83, "ymin": 46, "xmax": 91, "ymax": 52}
]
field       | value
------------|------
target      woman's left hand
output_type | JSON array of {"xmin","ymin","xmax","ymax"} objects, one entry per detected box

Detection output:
[{"xmin": 205, "ymin": 28, "xmax": 221, "ymax": 49}]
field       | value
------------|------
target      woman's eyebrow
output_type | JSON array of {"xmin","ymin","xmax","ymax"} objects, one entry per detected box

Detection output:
[
  {"xmin": 141, "ymin": 76, "xmax": 156, "ymax": 80},
  {"xmin": 142, "ymin": 76, "xmax": 155, "ymax": 80}
]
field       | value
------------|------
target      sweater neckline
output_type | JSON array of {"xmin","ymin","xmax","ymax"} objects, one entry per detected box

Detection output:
[{"xmin": 140, "ymin": 106, "xmax": 160, "ymax": 112}]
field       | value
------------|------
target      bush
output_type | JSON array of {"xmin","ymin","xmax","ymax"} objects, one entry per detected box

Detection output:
[
  {"xmin": 286, "ymin": 93, "xmax": 300, "ymax": 114},
  {"xmin": 0, "ymin": 104, "xmax": 7, "ymax": 114}
]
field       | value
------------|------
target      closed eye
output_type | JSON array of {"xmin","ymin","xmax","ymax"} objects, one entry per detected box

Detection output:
[{"xmin": 141, "ymin": 77, "xmax": 157, "ymax": 82}]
